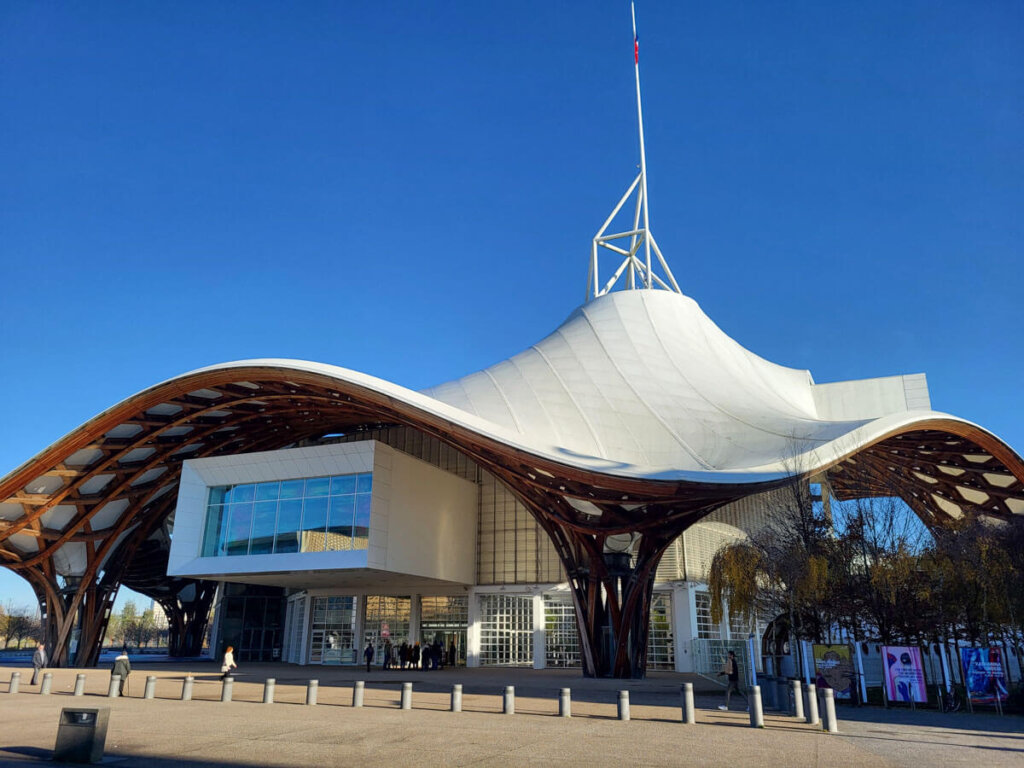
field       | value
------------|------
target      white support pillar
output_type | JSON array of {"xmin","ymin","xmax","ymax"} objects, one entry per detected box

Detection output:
[
  {"xmin": 207, "ymin": 583, "xmax": 225, "ymax": 659},
  {"xmin": 672, "ymin": 583, "xmax": 695, "ymax": 673},
  {"xmin": 297, "ymin": 594, "xmax": 312, "ymax": 665},
  {"xmin": 354, "ymin": 593, "xmax": 366, "ymax": 658},
  {"xmin": 409, "ymin": 594, "xmax": 421, "ymax": 645},
  {"xmin": 532, "ymin": 593, "xmax": 546, "ymax": 670},
  {"xmin": 802, "ymin": 641, "xmax": 814, "ymax": 686},
  {"xmin": 466, "ymin": 589, "xmax": 481, "ymax": 668},
  {"xmin": 853, "ymin": 640, "xmax": 867, "ymax": 700}
]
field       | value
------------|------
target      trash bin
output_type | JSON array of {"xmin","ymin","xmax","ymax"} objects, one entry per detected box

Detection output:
[{"xmin": 54, "ymin": 707, "xmax": 110, "ymax": 764}]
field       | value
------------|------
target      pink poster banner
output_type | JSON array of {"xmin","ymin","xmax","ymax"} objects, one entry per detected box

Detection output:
[{"xmin": 882, "ymin": 646, "xmax": 927, "ymax": 704}]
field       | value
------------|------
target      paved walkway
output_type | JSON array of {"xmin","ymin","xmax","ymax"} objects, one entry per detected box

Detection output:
[{"xmin": 1, "ymin": 663, "xmax": 1020, "ymax": 767}]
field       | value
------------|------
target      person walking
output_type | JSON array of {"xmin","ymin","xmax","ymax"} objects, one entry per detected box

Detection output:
[
  {"xmin": 411, "ymin": 641, "xmax": 420, "ymax": 670},
  {"xmin": 220, "ymin": 645, "xmax": 238, "ymax": 680},
  {"xmin": 717, "ymin": 650, "xmax": 748, "ymax": 711},
  {"xmin": 364, "ymin": 641, "xmax": 375, "ymax": 672},
  {"xmin": 30, "ymin": 642, "xmax": 47, "ymax": 686},
  {"xmin": 112, "ymin": 648, "xmax": 131, "ymax": 695},
  {"xmin": 382, "ymin": 639, "xmax": 393, "ymax": 670}
]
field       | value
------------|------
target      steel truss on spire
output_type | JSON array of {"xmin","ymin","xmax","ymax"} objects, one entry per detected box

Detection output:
[{"xmin": 587, "ymin": 2, "xmax": 682, "ymax": 302}]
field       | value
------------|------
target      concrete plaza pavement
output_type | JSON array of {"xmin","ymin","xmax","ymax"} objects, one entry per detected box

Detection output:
[{"xmin": 1, "ymin": 662, "xmax": 1021, "ymax": 767}]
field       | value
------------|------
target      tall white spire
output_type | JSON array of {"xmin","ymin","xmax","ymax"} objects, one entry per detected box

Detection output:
[{"xmin": 586, "ymin": 2, "xmax": 681, "ymax": 302}]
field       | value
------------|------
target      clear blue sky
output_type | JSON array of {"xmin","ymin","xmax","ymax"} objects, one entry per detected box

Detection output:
[{"xmin": 2, "ymin": 1, "xmax": 1021, "ymax": 610}]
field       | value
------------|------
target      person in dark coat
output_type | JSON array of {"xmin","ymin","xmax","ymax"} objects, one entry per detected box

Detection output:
[
  {"xmin": 382, "ymin": 639, "xmax": 393, "ymax": 670},
  {"xmin": 30, "ymin": 642, "xmax": 47, "ymax": 686},
  {"xmin": 411, "ymin": 642, "xmax": 420, "ymax": 669},
  {"xmin": 447, "ymin": 641, "xmax": 457, "ymax": 668},
  {"xmin": 433, "ymin": 640, "xmax": 443, "ymax": 670},
  {"xmin": 111, "ymin": 649, "xmax": 131, "ymax": 695},
  {"xmin": 399, "ymin": 641, "xmax": 409, "ymax": 670},
  {"xmin": 363, "ymin": 641, "xmax": 375, "ymax": 672}
]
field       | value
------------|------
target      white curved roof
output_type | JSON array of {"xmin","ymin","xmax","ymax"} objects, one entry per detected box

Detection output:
[{"xmin": 417, "ymin": 289, "xmax": 957, "ymax": 479}]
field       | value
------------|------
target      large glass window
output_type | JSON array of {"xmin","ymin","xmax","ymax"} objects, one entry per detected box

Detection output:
[
  {"xmin": 310, "ymin": 596, "xmax": 358, "ymax": 664},
  {"xmin": 421, "ymin": 596, "xmax": 468, "ymax": 666},
  {"xmin": 200, "ymin": 473, "xmax": 373, "ymax": 557},
  {"xmin": 363, "ymin": 596, "xmax": 411, "ymax": 664}
]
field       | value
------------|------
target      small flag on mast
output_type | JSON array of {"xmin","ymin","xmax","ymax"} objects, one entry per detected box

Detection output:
[{"xmin": 632, "ymin": 1, "xmax": 639, "ymax": 64}]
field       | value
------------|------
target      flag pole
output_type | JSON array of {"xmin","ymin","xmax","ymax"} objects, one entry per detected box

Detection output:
[{"xmin": 632, "ymin": 1, "xmax": 652, "ymax": 288}]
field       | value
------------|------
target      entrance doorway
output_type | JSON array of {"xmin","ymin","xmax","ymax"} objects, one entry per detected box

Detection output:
[
  {"xmin": 479, "ymin": 594, "xmax": 533, "ymax": 667},
  {"xmin": 420, "ymin": 596, "xmax": 468, "ymax": 666}
]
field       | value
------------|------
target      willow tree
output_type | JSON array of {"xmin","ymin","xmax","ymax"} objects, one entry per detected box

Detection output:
[{"xmin": 707, "ymin": 478, "xmax": 847, "ymax": 653}]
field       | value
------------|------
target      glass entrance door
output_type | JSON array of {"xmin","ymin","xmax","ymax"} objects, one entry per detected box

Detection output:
[
  {"xmin": 543, "ymin": 595, "xmax": 580, "ymax": 668},
  {"xmin": 420, "ymin": 596, "xmax": 468, "ymax": 666},
  {"xmin": 309, "ymin": 596, "xmax": 358, "ymax": 664},
  {"xmin": 479, "ymin": 594, "xmax": 533, "ymax": 667},
  {"xmin": 647, "ymin": 592, "xmax": 675, "ymax": 669}
]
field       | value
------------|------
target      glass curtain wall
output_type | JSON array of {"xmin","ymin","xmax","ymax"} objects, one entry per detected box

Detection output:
[
  {"xmin": 420, "ymin": 596, "xmax": 468, "ymax": 666},
  {"xmin": 363, "ymin": 596, "xmax": 411, "ymax": 665},
  {"xmin": 201, "ymin": 473, "xmax": 373, "ymax": 557},
  {"xmin": 217, "ymin": 585, "xmax": 285, "ymax": 662},
  {"xmin": 309, "ymin": 596, "xmax": 358, "ymax": 664},
  {"xmin": 479, "ymin": 595, "xmax": 534, "ymax": 667}
]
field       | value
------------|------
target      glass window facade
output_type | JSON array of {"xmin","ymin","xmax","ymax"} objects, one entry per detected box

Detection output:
[
  {"xmin": 363, "ymin": 595, "xmax": 411, "ymax": 664},
  {"xmin": 310, "ymin": 596, "xmax": 358, "ymax": 664},
  {"xmin": 201, "ymin": 473, "xmax": 373, "ymax": 557},
  {"xmin": 420, "ymin": 596, "xmax": 468, "ymax": 666}
]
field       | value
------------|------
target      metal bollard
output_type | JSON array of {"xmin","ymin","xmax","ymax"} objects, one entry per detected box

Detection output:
[
  {"xmin": 74, "ymin": 674, "xmax": 86, "ymax": 697},
  {"xmin": 451, "ymin": 684, "xmax": 463, "ymax": 712},
  {"xmin": 352, "ymin": 680, "xmax": 364, "ymax": 707},
  {"xmin": 144, "ymin": 676, "xmax": 157, "ymax": 700},
  {"xmin": 306, "ymin": 679, "xmax": 318, "ymax": 706},
  {"xmin": 107, "ymin": 675, "xmax": 120, "ymax": 698},
  {"xmin": 559, "ymin": 688, "xmax": 571, "ymax": 718},
  {"xmin": 681, "ymin": 682, "xmax": 695, "ymax": 724},
  {"xmin": 791, "ymin": 680, "xmax": 804, "ymax": 719},
  {"xmin": 749, "ymin": 685, "xmax": 765, "ymax": 728},
  {"xmin": 502, "ymin": 685, "xmax": 515, "ymax": 715},
  {"xmin": 400, "ymin": 682, "xmax": 412, "ymax": 710},
  {"xmin": 8, "ymin": 672, "xmax": 20, "ymax": 694},
  {"xmin": 40, "ymin": 672, "xmax": 53, "ymax": 695},
  {"xmin": 263, "ymin": 678, "xmax": 276, "ymax": 704},
  {"xmin": 221, "ymin": 676, "xmax": 234, "ymax": 703},
  {"xmin": 805, "ymin": 683, "xmax": 819, "ymax": 725},
  {"xmin": 617, "ymin": 690, "xmax": 630, "ymax": 721},
  {"xmin": 822, "ymin": 688, "xmax": 838, "ymax": 733},
  {"xmin": 181, "ymin": 676, "xmax": 194, "ymax": 701}
]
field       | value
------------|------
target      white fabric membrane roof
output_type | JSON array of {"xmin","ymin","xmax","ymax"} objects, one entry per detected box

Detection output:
[{"xmin": 167, "ymin": 288, "xmax": 1000, "ymax": 484}]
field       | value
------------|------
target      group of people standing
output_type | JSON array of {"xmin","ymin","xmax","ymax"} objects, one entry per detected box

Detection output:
[{"xmin": 364, "ymin": 638, "xmax": 458, "ymax": 671}]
